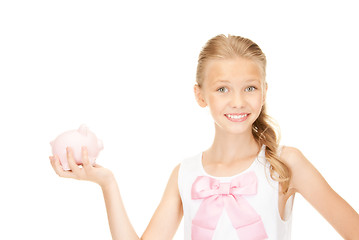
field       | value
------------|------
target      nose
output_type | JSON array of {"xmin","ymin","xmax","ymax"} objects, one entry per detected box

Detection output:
[{"xmin": 230, "ymin": 92, "xmax": 245, "ymax": 108}]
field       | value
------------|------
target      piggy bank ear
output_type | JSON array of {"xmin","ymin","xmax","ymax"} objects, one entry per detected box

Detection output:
[{"xmin": 78, "ymin": 124, "xmax": 88, "ymax": 136}]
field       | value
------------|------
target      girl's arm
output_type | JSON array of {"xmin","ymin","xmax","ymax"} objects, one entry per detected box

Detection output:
[
  {"xmin": 141, "ymin": 164, "xmax": 183, "ymax": 239},
  {"xmin": 101, "ymin": 165, "xmax": 183, "ymax": 240},
  {"xmin": 50, "ymin": 147, "xmax": 183, "ymax": 240},
  {"xmin": 281, "ymin": 146, "xmax": 359, "ymax": 239},
  {"xmin": 101, "ymin": 176, "xmax": 139, "ymax": 239}
]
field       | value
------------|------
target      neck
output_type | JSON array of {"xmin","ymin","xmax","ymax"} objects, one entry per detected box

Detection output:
[{"xmin": 206, "ymin": 124, "xmax": 261, "ymax": 162}]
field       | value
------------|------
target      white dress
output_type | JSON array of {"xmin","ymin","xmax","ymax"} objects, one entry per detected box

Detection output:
[{"xmin": 178, "ymin": 145, "xmax": 294, "ymax": 240}]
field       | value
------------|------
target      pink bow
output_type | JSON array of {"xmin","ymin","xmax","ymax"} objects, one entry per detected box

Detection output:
[{"xmin": 191, "ymin": 171, "xmax": 268, "ymax": 240}]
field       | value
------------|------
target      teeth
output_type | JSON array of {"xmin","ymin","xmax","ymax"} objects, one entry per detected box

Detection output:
[{"xmin": 226, "ymin": 114, "xmax": 248, "ymax": 119}]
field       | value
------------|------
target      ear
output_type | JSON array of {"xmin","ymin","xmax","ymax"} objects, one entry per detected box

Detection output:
[{"xmin": 194, "ymin": 84, "xmax": 207, "ymax": 108}]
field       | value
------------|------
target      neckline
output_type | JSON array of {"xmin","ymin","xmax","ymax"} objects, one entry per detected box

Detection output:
[{"xmin": 199, "ymin": 144, "xmax": 266, "ymax": 180}]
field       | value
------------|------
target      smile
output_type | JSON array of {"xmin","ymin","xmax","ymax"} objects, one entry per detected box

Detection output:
[{"xmin": 224, "ymin": 113, "xmax": 250, "ymax": 122}]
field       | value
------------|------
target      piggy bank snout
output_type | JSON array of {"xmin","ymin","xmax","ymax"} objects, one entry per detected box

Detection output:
[{"xmin": 97, "ymin": 139, "xmax": 104, "ymax": 151}]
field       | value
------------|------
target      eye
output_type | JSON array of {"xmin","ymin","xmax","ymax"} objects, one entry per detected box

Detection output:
[
  {"xmin": 217, "ymin": 87, "xmax": 228, "ymax": 93},
  {"xmin": 245, "ymin": 86, "xmax": 257, "ymax": 92}
]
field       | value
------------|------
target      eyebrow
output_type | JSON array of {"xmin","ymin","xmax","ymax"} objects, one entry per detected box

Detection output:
[
  {"xmin": 214, "ymin": 80, "xmax": 231, "ymax": 84},
  {"xmin": 245, "ymin": 79, "xmax": 260, "ymax": 83},
  {"xmin": 213, "ymin": 79, "xmax": 260, "ymax": 84}
]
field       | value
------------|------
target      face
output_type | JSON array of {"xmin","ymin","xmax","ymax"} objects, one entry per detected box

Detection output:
[{"xmin": 194, "ymin": 57, "xmax": 267, "ymax": 135}]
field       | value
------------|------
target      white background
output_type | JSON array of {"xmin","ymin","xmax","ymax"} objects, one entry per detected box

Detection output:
[{"xmin": 1, "ymin": 0, "xmax": 358, "ymax": 239}]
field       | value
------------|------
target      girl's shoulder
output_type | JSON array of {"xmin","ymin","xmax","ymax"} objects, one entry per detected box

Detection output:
[
  {"xmin": 278, "ymin": 145, "xmax": 303, "ymax": 161},
  {"xmin": 279, "ymin": 145, "xmax": 323, "ymax": 194},
  {"xmin": 279, "ymin": 146, "xmax": 310, "ymax": 175},
  {"xmin": 278, "ymin": 145, "xmax": 307, "ymax": 168}
]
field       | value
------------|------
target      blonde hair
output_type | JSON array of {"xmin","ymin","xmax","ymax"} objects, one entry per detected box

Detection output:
[{"xmin": 196, "ymin": 34, "xmax": 291, "ymax": 193}]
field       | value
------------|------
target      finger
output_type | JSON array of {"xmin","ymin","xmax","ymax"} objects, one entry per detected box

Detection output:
[
  {"xmin": 50, "ymin": 156, "xmax": 59, "ymax": 172},
  {"xmin": 53, "ymin": 155, "xmax": 76, "ymax": 179},
  {"xmin": 66, "ymin": 147, "xmax": 80, "ymax": 174},
  {"xmin": 50, "ymin": 155, "xmax": 61, "ymax": 174},
  {"xmin": 81, "ymin": 146, "xmax": 91, "ymax": 170},
  {"xmin": 49, "ymin": 156, "xmax": 57, "ymax": 172},
  {"xmin": 93, "ymin": 163, "xmax": 103, "ymax": 168}
]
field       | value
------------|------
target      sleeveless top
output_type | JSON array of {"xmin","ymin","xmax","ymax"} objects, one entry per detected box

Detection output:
[{"xmin": 178, "ymin": 145, "xmax": 294, "ymax": 240}]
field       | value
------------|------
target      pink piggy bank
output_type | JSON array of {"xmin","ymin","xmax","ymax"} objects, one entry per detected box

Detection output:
[{"xmin": 50, "ymin": 124, "xmax": 104, "ymax": 170}]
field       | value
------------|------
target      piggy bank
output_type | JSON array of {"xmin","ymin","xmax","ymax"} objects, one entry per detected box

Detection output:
[{"xmin": 50, "ymin": 124, "xmax": 104, "ymax": 170}]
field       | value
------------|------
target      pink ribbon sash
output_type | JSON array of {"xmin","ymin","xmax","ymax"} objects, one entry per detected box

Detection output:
[{"xmin": 191, "ymin": 171, "xmax": 268, "ymax": 240}]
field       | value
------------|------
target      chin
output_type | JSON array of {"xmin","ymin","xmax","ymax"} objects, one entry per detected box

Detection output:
[{"xmin": 215, "ymin": 123, "xmax": 253, "ymax": 136}]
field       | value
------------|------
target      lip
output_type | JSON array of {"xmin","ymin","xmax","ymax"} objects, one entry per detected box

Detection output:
[{"xmin": 224, "ymin": 113, "xmax": 250, "ymax": 122}]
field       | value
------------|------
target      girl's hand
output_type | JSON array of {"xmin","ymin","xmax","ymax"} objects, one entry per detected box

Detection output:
[{"xmin": 49, "ymin": 146, "xmax": 114, "ymax": 188}]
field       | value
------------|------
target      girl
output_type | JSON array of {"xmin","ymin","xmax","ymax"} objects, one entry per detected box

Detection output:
[{"xmin": 50, "ymin": 34, "xmax": 359, "ymax": 239}]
